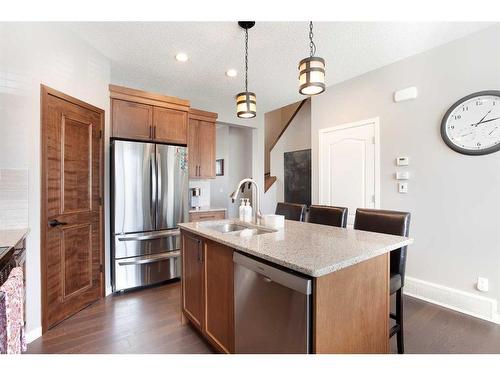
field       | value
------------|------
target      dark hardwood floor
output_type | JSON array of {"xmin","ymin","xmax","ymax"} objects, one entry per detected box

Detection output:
[{"xmin": 28, "ymin": 281, "xmax": 500, "ymax": 354}]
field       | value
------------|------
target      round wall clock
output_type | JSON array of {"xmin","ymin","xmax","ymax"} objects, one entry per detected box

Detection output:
[{"xmin": 441, "ymin": 90, "xmax": 500, "ymax": 155}]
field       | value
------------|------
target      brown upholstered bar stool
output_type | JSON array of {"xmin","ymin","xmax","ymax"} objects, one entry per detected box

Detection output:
[
  {"xmin": 353, "ymin": 208, "xmax": 411, "ymax": 354},
  {"xmin": 307, "ymin": 205, "xmax": 348, "ymax": 228},
  {"xmin": 275, "ymin": 202, "xmax": 307, "ymax": 222}
]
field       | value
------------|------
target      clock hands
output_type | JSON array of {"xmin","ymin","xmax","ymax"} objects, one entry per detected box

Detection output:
[
  {"xmin": 472, "ymin": 116, "xmax": 500, "ymax": 126},
  {"xmin": 471, "ymin": 109, "xmax": 492, "ymax": 126}
]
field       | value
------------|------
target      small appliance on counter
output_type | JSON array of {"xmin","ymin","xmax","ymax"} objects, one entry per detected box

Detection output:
[{"xmin": 190, "ymin": 187, "xmax": 202, "ymax": 209}]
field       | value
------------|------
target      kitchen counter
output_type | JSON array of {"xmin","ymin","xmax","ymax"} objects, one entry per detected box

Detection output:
[
  {"xmin": 188, "ymin": 207, "xmax": 227, "ymax": 213},
  {"xmin": 0, "ymin": 228, "xmax": 29, "ymax": 250},
  {"xmin": 178, "ymin": 219, "xmax": 412, "ymax": 277}
]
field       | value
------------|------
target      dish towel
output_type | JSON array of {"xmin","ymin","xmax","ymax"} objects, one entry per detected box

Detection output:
[{"xmin": 0, "ymin": 267, "xmax": 26, "ymax": 354}]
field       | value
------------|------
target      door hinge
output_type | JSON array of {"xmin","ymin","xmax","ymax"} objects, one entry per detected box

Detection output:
[
  {"xmin": 100, "ymin": 264, "xmax": 104, "ymax": 273},
  {"xmin": 371, "ymin": 194, "xmax": 376, "ymax": 203},
  {"xmin": 371, "ymin": 136, "xmax": 376, "ymax": 145},
  {"xmin": 99, "ymin": 197, "xmax": 103, "ymax": 206},
  {"xmin": 99, "ymin": 130, "xmax": 103, "ymax": 139}
]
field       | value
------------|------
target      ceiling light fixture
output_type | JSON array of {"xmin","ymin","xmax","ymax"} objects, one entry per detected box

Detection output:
[
  {"xmin": 226, "ymin": 69, "xmax": 238, "ymax": 78},
  {"xmin": 298, "ymin": 22, "xmax": 325, "ymax": 96},
  {"xmin": 236, "ymin": 21, "xmax": 256, "ymax": 119},
  {"xmin": 175, "ymin": 52, "xmax": 188, "ymax": 62}
]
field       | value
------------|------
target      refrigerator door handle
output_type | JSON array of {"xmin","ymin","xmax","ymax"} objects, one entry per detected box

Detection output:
[
  {"xmin": 117, "ymin": 251, "xmax": 181, "ymax": 266},
  {"xmin": 116, "ymin": 229, "xmax": 180, "ymax": 242},
  {"xmin": 151, "ymin": 147, "xmax": 157, "ymax": 228},
  {"xmin": 156, "ymin": 146, "xmax": 162, "ymax": 228}
]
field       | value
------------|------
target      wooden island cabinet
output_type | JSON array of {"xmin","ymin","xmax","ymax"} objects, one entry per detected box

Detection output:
[{"xmin": 181, "ymin": 231, "xmax": 234, "ymax": 353}]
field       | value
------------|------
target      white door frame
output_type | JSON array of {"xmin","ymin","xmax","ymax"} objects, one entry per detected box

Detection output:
[{"xmin": 318, "ymin": 117, "xmax": 381, "ymax": 209}]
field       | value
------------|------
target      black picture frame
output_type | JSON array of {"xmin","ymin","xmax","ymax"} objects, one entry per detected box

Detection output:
[
  {"xmin": 215, "ymin": 159, "xmax": 224, "ymax": 176},
  {"xmin": 440, "ymin": 90, "xmax": 500, "ymax": 156}
]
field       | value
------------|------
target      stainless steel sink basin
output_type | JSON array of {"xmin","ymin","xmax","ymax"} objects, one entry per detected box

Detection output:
[
  {"xmin": 206, "ymin": 222, "xmax": 277, "ymax": 236},
  {"xmin": 227, "ymin": 228, "xmax": 275, "ymax": 237},
  {"xmin": 210, "ymin": 223, "xmax": 248, "ymax": 233}
]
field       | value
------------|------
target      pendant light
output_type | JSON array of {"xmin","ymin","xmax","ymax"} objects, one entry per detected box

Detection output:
[
  {"xmin": 298, "ymin": 22, "xmax": 325, "ymax": 96},
  {"xmin": 236, "ymin": 21, "xmax": 256, "ymax": 119}
]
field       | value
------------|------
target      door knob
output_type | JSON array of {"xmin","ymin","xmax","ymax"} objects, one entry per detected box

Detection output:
[{"xmin": 48, "ymin": 219, "xmax": 67, "ymax": 227}]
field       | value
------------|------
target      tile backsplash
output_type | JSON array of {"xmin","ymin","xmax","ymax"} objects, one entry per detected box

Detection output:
[
  {"xmin": 0, "ymin": 169, "xmax": 28, "ymax": 229},
  {"xmin": 188, "ymin": 180, "xmax": 211, "ymax": 207}
]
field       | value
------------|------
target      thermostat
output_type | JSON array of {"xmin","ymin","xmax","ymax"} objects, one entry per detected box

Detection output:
[{"xmin": 396, "ymin": 156, "xmax": 409, "ymax": 166}]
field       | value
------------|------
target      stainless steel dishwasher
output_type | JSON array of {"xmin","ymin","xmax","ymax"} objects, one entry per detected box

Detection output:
[{"xmin": 233, "ymin": 252, "xmax": 312, "ymax": 354}]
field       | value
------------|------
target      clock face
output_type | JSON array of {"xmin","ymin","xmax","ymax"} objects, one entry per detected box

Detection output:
[{"xmin": 441, "ymin": 91, "xmax": 500, "ymax": 155}]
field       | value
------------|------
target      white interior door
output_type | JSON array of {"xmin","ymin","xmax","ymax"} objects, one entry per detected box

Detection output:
[{"xmin": 318, "ymin": 118, "xmax": 379, "ymax": 225}]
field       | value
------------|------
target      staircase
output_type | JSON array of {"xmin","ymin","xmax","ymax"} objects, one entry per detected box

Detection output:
[{"xmin": 264, "ymin": 99, "xmax": 307, "ymax": 192}]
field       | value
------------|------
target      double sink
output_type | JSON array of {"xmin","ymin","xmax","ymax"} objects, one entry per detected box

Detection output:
[{"xmin": 207, "ymin": 222, "xmax": 277, "ymax": 237}]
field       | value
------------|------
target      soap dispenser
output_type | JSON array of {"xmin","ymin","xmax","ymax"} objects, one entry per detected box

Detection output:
[
  {"xmin": 239, "ymin": 198, "xmax": 245, "ymax": 221},
  {"xmin": 243, "ymin": 198, "xmax": 253, "ymax": 223}
]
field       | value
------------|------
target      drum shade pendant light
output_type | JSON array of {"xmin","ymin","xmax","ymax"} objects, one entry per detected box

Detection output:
[
  {"xmin": 236, "ymin": 21, "xmax": 256, "ymax": 119},
  {"xmin": 298, "ymin": 22, "xmax": 326, "ymax": 96}
]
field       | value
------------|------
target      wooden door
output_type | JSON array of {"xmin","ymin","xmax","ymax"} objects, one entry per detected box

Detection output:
[
  {"xmin": 181, "ymin": 233, "xmax": 204, "ymax": 330},
  {"xmin": 111, "ymin": 99, "xmax": 152, "ymax": 140},
  {"xmin": 188, "ymin": 118, "xmax": 200, "ymax": 178},
  {"xmin": 41, "ymin": 85, "xmax": 104, "ymax": 332},
  {"xmin": 197, "ymin": 120, "xmax": 216, "ymax": 178},
  {"xmin": 318, "ymin": 118, "xmax": 379, "ymax": 225},
  {"xmin": 153, "ymin": 107, "xmax": 188, "ymax": 144},
  {"xmin": 204, "ymin": 241, "xmax": 234, "ymax": 353}
]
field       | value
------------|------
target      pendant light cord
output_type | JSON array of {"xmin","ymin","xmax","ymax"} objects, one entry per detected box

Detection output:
[
  {"xmin": 309, "ymin": 21, "xmax": 316, "ymax": 57},
  {"xmin": 245, "ymin": 28, "xmax": 249, "ymax": 92}
]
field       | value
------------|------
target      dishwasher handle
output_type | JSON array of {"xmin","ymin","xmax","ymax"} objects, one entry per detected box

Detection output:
[{"xmin": 233, "ymin": 252, "xmax": 311, "ymax": 295}]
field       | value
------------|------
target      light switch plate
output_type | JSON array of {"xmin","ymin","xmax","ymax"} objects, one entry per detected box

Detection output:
[
  {"xmin": 396, "ymin": 171, "xmax": 410, "ymax": 180},
  {"xmin": 398, "ymin": 182, "xmax": 408, "ymax": 193}
]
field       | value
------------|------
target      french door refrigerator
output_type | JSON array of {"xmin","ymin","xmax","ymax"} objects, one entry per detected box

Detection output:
[{"xmin": 111, "ymin": 140, "xmax": 188, "ymax": 292}]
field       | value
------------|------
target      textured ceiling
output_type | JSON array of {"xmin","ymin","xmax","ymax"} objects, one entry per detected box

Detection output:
[{"xmin": 65, "ymin": 22, "xmax": 494, "ymax": 125}]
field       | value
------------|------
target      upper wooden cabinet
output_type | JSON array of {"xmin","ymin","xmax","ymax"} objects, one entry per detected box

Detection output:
[
  {"xmin": 110, "ymin": 84, "xmax": 190, "ymax": 144},
  {"xmin": 189, "ymin": 108, "xmax": 217, "ymax": 179},
  {"xmin": 153, "ymin": 107, "xmax": 188, "ymax": 144},
  {"xmin": 112, "ymin": 99, "xmax": 152, "ymax": 141}
]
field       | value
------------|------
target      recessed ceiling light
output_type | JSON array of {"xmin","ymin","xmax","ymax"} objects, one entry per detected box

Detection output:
[
  {"xmin": 226, "ymin": 69, "xmax": 237, "ymax": 78},
  {"xmin": 175, "ymin": 52, "xmax": 188, "ymax": 62}
]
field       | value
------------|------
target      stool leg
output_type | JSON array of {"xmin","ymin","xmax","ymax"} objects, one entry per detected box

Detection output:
[{"xmin": 396, "ymin": 288, "xmax": 404, "ymax": 354}]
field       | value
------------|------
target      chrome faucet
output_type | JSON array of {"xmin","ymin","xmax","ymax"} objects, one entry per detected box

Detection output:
[{"xmin": 230, "ymin": 178, "xmax": 262, "ymax": 225}]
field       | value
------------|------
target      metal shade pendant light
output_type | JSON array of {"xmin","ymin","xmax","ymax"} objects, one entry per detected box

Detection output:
[
  {"xmin": 298, "ymin": 22, "xmax": 326, "ymax": 96},
  {"xmin": 236, "ymin": 21, "xmax": 256, "ymax": 119}
]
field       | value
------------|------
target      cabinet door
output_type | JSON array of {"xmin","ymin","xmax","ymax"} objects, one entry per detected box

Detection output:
[
  {"xmin": 197, "ymin": 120, "xmax": 216, "ymax": 178},
  {"xmin": 153, "ymin": 107, "xmax": 188, "ymax": 144},
  {"xmin": 188, "ymin": 119, "xmax": 200, "ymax": 178},
  {"xmin": 204, "ymin": 241, "xmax": 234, "ymax": 353},
  {"xmin": 112, "ymin": 99, "xmax": 152, "ymax": 140},
  {"xmin": 182, "ymin": 233, "xmax": 204, "ymax": 330}
]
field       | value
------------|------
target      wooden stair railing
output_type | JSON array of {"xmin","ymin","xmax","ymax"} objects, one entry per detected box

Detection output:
[{"xmin": 264, "ymin": 99, "xmax": 308, "ymax": 193}]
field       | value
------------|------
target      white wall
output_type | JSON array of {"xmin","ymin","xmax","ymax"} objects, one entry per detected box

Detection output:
[
  {"xmin": 0, "ymin": 23, "xmax": 111, "ymax": 339},
  {"xmin": 210, "ymin": 126, "xmax": 253, "ymax": 218},
  {"xmin": 270, "ymin": 100, "xmax": 311, "ymax": 203},
  {"xmin": 311, "ymin": 25, "xmax": 500, "ymax": 315}
]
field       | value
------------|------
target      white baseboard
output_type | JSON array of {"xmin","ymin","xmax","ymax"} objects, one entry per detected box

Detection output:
[
  {"xmin": 404, "ymin": 276, "xmax": 499, "ymax": 324},
  {"xmin": 26, "ymin": 326, "xmax": 42, "ymax": 343}
]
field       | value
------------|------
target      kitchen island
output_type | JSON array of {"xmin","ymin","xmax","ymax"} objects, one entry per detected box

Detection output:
[{"xmin": 178, "ymin": 219, "xmax": 413, "ymax": 354}]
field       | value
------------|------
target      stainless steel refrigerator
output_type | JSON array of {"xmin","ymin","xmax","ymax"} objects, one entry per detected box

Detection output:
[{"xmin": 111, "ymin": 140, "xmax": 188, "ymax": 292}]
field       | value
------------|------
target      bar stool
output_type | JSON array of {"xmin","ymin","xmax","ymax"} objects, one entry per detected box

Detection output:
[
  {"xmin": 353, "ymin": 208, "xmax": 411, "ymax": 354},
  {"xmin": 275, "ymin": 202, "xmax": 307, "ymax": 222},
  {"xmin": 307, "ymin": 205, "xmax": 348, "ymax": 228}
]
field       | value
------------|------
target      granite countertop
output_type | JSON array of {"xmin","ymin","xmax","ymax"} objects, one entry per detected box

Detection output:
[
  {"xmin": 178, "ymin": 219, "xmax": 413, "ymax": 278},
  {"xmin": 189, "ymin": 206, "xmax": 227, "ymax": 213},
  {"xmin": 0, "ymin": 228, "xmax": 29, "ymax": 249}
]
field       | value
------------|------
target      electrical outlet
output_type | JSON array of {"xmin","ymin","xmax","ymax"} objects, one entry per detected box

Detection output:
[
  {"xmin": 398, "ymin": 182, "xmax": 408, "ymax": 193},
  {"xmin": 477, "ymin": 277, "xmax": 489, "ymax": 292}
]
